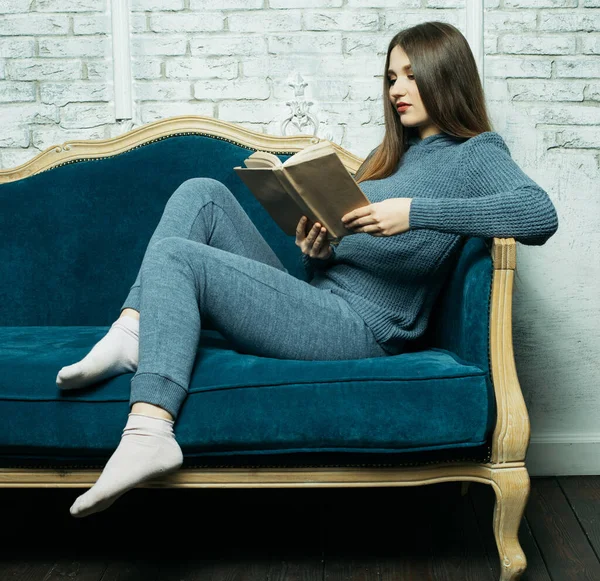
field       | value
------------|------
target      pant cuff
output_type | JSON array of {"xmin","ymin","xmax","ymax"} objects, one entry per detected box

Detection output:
[
  {"xmin": 130, "ymin": 372, "xmax": 188, "ymax": 421},
  {"xmin": 120, "ymin": 285, "xmax": 141, "ymax": 315}
]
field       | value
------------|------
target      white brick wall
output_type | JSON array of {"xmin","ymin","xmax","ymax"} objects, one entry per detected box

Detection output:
[{"xmin": 0, "ymin": 0, "xmax": 111, "ymax": 167}]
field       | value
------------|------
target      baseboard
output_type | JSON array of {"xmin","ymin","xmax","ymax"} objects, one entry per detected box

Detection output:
[{"xmin": 526, "ymin": 432, "xmax": 600, "ymax": 476}]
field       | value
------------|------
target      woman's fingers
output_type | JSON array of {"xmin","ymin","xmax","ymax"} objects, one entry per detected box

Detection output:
[
  {"xmin": 309, "ymin": 224, "xmax": 329, "ymax": 257},
  {"xmin": 309, "ymin": 223, "xmax": 325, "ymax": 245},
  {"xmin": 297, "ymin": 217, "xmax": 324, "ymax": 236},
  {"xmin": 296, "ymin": 216, "xmax": 308, "ymax": 240},
  {"xmin": 298, "ymin": 217, "xmax": 330, "ymax": 258},
  {"xmin": 315, "ymin": 226, "xmax": 327, "ymax": 244}
]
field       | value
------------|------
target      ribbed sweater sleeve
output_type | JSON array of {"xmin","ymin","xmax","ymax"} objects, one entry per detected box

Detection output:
[{"xmin": 408, "ymin": 132, "xmax": 559, "ymax": 245}]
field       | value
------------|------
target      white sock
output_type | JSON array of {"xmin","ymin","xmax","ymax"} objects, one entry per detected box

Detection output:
[
  {"xmin": 70, "ymin": 413, "xmax": 183, "ymax": 518},
  {"xmin": 56, "ymin": 314, "xmax": 139, "ymax": 390}
]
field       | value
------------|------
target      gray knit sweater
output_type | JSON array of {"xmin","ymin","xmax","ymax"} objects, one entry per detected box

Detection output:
[{"xmin": 301, "ymin": 131, "xmax": 559, "ymax": 355}]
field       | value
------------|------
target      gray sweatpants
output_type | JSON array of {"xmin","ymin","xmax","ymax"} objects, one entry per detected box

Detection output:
[{"xmin": 120, "ymin": 178, "xmax": 388, "ymax": 420}]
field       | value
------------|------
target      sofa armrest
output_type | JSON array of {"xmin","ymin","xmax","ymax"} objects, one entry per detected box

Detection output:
[{"xmin": 488, "ymin": 237, "xmax": 531, "ymax": 464}]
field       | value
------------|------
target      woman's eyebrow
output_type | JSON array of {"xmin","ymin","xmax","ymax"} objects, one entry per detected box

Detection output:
[{"xmin": 387, "ymin": 65, "xmax": 412, "ymax": 74}]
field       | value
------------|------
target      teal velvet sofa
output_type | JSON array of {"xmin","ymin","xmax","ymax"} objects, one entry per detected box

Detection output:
[{"xmin": 0, "ymin": 116, "xmax": 531, "ymax": 580}]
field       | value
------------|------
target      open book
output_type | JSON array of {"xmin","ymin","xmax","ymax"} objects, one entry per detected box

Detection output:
[{"xmin": 233, "ymin": 140, "xmax": 370, "ymax": 242}]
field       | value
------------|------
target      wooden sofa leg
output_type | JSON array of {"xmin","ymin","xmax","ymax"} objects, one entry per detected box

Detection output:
[
  {"xmin": 490, "ymin": 468, "xmax": 530, "ymax": 581},
  {"xmin": 460, "ymin": 481, "xmax": 470, "ymax": 496}
]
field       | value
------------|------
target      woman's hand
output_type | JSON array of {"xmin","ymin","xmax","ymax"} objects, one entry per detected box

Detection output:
[
  {"xmin": 295, "ymin": 216, "xmax": 333, "ymax": 260},
  {"xmin": 341, "ymin": 198, "xmax": 413, "ymax": 237}
]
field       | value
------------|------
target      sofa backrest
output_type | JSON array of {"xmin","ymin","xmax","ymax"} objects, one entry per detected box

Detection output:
[
  {"xmin": 0, "ymin": 134, "xmax": 307, "ymax": 327},
  {"xmin": 408, "ymin": 236, "xmax": 493, "ymax": 372},
  {"xmin": 0, "ymin": 128, "xmax": 493, "ymax": 370}
]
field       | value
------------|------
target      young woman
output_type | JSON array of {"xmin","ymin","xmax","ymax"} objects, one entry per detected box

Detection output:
[{"xmin": 56, "ymin": 21, "xmax": 559, "ymax": 518}]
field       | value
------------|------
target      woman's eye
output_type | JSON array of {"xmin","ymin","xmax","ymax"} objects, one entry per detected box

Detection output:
[{"xmin": 387, "ymin": 75, "xmax": 415, "ymax": 84}]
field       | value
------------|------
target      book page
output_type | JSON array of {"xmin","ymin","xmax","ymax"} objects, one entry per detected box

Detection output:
[
  {"xmin": 282, "ymin": 140, "xmax": 335, "ymax": 166},
  {"xmin": 243, "ymin": 150, "xmax": 283, "ymax": 169}
]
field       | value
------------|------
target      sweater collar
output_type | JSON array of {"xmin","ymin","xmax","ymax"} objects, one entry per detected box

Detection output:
[{"xmin": 406, "ymin": 131, "xmax": 464, "ymax": 149}]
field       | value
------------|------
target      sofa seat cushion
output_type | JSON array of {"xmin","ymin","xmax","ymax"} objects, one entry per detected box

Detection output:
[{"xmin": 0, "ymin": 327, "xmax": 495, "ymax": 468}]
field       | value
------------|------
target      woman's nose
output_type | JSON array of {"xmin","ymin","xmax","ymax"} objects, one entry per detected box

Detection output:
[{"xmin": 390, "ymin": 83, "xmax": 405, "ymax": 98}]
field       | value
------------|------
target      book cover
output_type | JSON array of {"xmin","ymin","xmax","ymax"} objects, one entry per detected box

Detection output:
[{"xmin": 234, "ymin": 141, "xmax": 370, "ymax": 240}]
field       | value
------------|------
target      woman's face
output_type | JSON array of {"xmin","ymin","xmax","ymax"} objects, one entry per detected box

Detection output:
[{"xmin": 387, "ymin": 45, "xmax": 440, "ymax": 140}]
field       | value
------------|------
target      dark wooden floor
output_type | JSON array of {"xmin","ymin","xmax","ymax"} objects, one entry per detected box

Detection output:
[{"xmin": 0, "ymin": 476, "xmax": 598, "ymax": 580}]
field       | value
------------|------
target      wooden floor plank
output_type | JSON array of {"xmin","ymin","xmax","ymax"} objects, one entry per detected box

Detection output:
[
  {"xmin": 163, "ymin": 553, "xmax": 308, "ymax": 580},
  {"xmin": 138, "ymin": 559, "xmax": 224, "ymax": 581},
  {"xmin": 43, "ymin": 558, "xmax": 107, "ymax": 581},
  {"xmin": 13, "ymin": 561, "xmax": 56, "ymax": 581},
  {"xmin": 99, "ymin": 559, "xmax": 160, "ymax": 581},
  {"xmin": 265, "ymin": 558, "xmax": 324, "ymax": 581},
  {"xmin": 179, "ymin": 557, "xmax": 270, "ymax": 581},
  {"xmin": 558, "ymin": 476, "xmax": 600, "ymax": 559},
  {"xmin": 525, "ymin": 477, "xmax": 600, "ymax": 581},
  {"xmin": 148, "ymin": 556, "xmax": 322, "ymax": 581},
  {"xmin": 0, "ymin": 562, "xmax": 31, "ymax": 580}
]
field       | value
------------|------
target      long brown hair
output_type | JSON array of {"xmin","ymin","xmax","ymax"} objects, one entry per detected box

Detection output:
[
  {"xmin": 353, "ymin": 22, "xmax": 523, "ymax": 286},
  {"xmin": 354, "ymin": 21, "xmax": 495, "ymax": 184}
]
